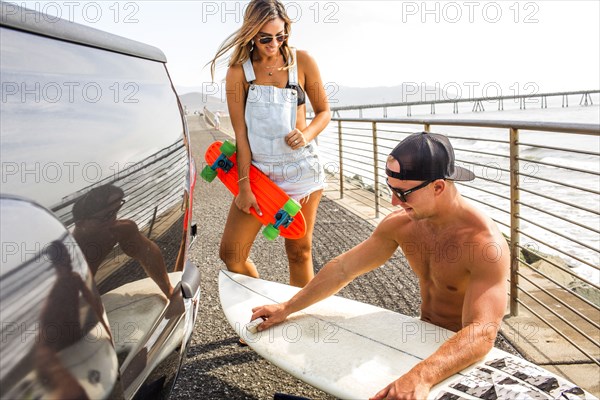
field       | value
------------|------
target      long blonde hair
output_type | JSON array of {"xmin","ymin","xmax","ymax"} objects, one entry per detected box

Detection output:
[{"xmin": 209, "ymin": 0, "xmax": 295, "ymax": 81}]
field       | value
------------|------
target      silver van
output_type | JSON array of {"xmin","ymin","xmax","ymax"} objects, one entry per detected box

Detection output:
[{"xmin": 1, "ymin": 3, "xmax": 200, "ymax": 398}]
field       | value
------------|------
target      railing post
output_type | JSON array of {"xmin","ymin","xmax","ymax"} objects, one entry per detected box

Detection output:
[
  {"xmin": 338, "ymin": 120, "xmax": 344, "ymax": 199},
  {"xmin": 509, "ymin": 127, "xmax": 520, "ymax": 316},
  {"xmin": 372, "ymin": 122, "xmax": 380, "ymax": 218}
]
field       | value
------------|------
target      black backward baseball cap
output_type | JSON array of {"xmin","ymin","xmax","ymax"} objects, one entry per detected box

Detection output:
[{"xmin": 386, "ymin": 132, "xmax": 475, "ymax": 181}]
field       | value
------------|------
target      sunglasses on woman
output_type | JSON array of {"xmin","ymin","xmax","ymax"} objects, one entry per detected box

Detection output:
[
  {"xmin": 386, "ymin": 179, "xmax": 433, "ymax": 203},
  {"xmin": 257, "ymin": 34, "xmax": 288, "ymax": 44}
]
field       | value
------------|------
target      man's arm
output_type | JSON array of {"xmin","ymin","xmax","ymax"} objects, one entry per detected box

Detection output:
[
  {"xmin": 250, "ymin": 218, "xmax": 400, "ymax": 330},
  {"xmin": 111, "ymin": 220, "xmax": 173, "ymax": 297},
  {"xmin": 371, "ymin": 234, "xmax": 510, "ymax": 400}
]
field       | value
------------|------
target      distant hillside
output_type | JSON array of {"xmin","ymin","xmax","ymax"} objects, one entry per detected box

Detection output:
[
  {"xmin": 178, "ymin": 92, "xmax": 226, "ymax": 114},
  {"xmin": 178, "ymin": 83, "xmax": 448, "ymax": 114}
]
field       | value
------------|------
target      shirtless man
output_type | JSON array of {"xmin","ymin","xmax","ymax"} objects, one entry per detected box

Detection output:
[{"xmin": 250, "ymin": 131, "xmax": 510, "ymax": 400}]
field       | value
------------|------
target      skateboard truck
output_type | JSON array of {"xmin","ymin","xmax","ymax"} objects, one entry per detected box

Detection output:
[
  {"xmin": 274, "ymin": 210, "xmax": 294, "ymax": 229},
  {"xmin": 262, "ymin": 199, "xmax": 301, "ymax": 240},
  {"xmin": 212, "ymin": 153, "xmax": 234, "ymax": 173},
  {"xmin": 200, "ymin": 141, "xmax": 237, "ymax": 182}
]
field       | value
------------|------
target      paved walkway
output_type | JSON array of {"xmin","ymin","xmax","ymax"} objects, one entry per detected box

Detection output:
[{"xmin": 172, "ymin": 116, "xmax": 596, "ymax": 399}]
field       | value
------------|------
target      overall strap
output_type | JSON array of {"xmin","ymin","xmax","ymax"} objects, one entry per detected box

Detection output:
[
  {"xmin": 242, "ymin": 58, "xmax": 256, "ymax": 83},
  {"xmin": 288, "ymin": 48, "xmax": 298, "ymax": 86}
]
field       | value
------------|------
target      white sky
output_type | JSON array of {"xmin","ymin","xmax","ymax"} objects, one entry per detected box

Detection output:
[{"xmin": 19, "ymin": 1, "xmax": 600, "ymax": 96}]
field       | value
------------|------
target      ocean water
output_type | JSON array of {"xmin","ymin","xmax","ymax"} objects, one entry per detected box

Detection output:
[{"xmin": 318, "ymin": 99, "xmax": 600, "ymax": 283}]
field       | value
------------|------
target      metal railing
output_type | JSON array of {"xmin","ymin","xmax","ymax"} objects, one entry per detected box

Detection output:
[
  {"xmin": 317, "ymin": 116, "xmax": 600, "ymax": 365},
  {"xmin": 325, "ymin": 90, "xmax": 599, "ymax": 118}
]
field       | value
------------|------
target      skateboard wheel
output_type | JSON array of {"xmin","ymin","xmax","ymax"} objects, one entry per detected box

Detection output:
[
  {"xmin": 220, "ymin": 140, "xmax": 236, "ymax": 157},
  {"xmin": 200, "ymin": 165, "xmax": 218, "ymax": 182},
  {"xmin": 263, "ymin": 224, "xmax": 280, "ymax": 240},
  {"xmin": 282, "ymin": 199, "xmax": 302, "ymax": 216}
]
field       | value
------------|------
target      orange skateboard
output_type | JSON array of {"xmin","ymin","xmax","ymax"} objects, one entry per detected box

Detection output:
[{"xmin": 201, "ymin": 140, "xmax": 306, "ymax": 240}]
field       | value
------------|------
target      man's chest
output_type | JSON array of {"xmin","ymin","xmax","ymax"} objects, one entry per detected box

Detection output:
[{"xmin": 400, "ymin": 239, "xmax": 474, "ymax": 289}]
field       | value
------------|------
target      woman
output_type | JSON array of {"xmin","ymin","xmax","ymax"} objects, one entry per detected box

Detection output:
[{"xmin": 209, "ymin": 0, "xmax": 331, "ymax": 287}]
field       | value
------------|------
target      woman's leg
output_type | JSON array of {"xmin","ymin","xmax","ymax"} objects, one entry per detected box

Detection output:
[
  {"xmin": 219, "ymin": 200, "xmax": 262, "ymax": 278},
  {"xmin": 285, "ymin": 190, "xmax": 323, "ymax": 287}
]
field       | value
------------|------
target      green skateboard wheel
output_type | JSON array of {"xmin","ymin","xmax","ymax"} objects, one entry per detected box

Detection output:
[
  {"xmin": 220, "ymin": 140, "xmax": 236, "ymax": 157},
  {"xmin": 263, "ymin": 224, "xmax": 280, "ymax": 240},
  {"xmin": 282, "ymin": 198, "xmax": 302, "ymax": 216},
  {"xmin": 200, "ymin": 165, "xmax": 218, "ymax": 182}
]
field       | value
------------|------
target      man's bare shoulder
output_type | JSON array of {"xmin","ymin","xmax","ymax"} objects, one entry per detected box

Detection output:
[
  {"xmin": 374, "ymin": 209, "xmax": 414, "ymax": 239},
  {"xmin": 460, "ymin": 204, "xmax": 510, "ymax": 270},
  {"xmin": 463, "ymin": 204, "xmax": 505, "ymax": 240}
]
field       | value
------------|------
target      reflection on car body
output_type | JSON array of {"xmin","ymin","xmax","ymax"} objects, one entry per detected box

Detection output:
[{"xmin": 0, "ymin": 3, "xmax": 200, "ymax": 399}]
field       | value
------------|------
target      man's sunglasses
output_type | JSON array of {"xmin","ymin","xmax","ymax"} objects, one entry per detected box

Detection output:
[
  {"xmin": 386, "ymin": 179, "xmax": 433, "ymax": 202},
  {"xmin": 257, "ymin": 34, "xmax": 288, "ymax": 44}
]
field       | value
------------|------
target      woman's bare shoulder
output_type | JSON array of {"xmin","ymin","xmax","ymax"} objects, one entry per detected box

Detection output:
[
  {"xmin": 295, "ymin": 49, "xmax": 317, "ymax": 67},
  {"xmin": 226, "ymin": 64, "xmax": 246, "ymax": 82}
]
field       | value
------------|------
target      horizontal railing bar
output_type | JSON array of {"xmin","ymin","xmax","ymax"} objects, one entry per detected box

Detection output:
[
  {"xmin": 517, "ymin": 186, "xmax": 600, "ymax": 216},
  {"xmin": 517, "ymin": 142, "xmax": 600, "ymax": 157},
  {"xmin": 516, "ymin": 157, "xmax": 600, "ymax": 177},
  {"xmin": 516, "ymin": 285, "xmax": 600, "ymax": 351},
  {"xmin": 456, "ymin": 159, "xmax": 510, "ymax": 173},
  {"xmin": 515, "ymin": 299, "xmax": 600, "ymax": 366},
  {"xmin": 336, "ymin": 128, "xmax": 373, "ymax": 134},
  {"xmin": 330, "ymin": 90, "xmax": 600, "ymax": 111},
  {"xmin": 446, "ymin": 135, "xmax": 509, "ymax": 144},
  {"xmin": 341, "ymin": 140, "xmax": 375, "ymax": 149},
  {"xmin": 516, "ymin": 173, "xmax": 600, "ymax": 196},
  {"xmin": 467, "ymin": 175, "xmax": 511, "ymax": 188},
  {"xmin": 460, "ymin": 183, "xmax": 511, "ymax": 201},
  {"xmin": 336, "ymin": 133, "xmax": 373, "ymax": 140},
  {"xmin": 330, "ymin": 117, "xmax": 600, "ymax": 136},
  {"xmin": 334, "ymin": 130, "xmax": 371, "ymax": 138},
  {"xmin": 517, "ymin": 201, "xmax": 600, "ymax": 235},
  {"xmin": 332, "ymin": 129, "xmax": 372, "ymax": 135},
  {"xmin": 376, "ymin": 129, "xmax": 417, "ymax": 136},
  {"xmin": 462, "ymin": 194, "xmax": 509, "ymax": 215},
  {"xmin": 518, "ymin": 215, "xmax": 600, "ymax": 254},
  {"xmin": 319, "ymin": 140, "xmax": 342, "ymax": 148},
  {"xmin": 516, "ymin": 231, "xmax": 599, "ymax": 276},
  {"xmin": 341, "ymin": 155, "xmax": 379, "ymax": 169},
  {"xmin": 454, "ymin": 147, "xmax": 510, "ymax": 159},
  {"xmin": 517, "ymin": 260, "xmax": 600, "ymax": 317},
  {"xmin": 492, "ymin": 218, "xmax": 510, "ymax": 229}
]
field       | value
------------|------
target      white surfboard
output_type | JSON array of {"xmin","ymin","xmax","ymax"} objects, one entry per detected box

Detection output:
[{"xmin": 219, "ymin": 270, "xmax": 596, "ymax": 400}]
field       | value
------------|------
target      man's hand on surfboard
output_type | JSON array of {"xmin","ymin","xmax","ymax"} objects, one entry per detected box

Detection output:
[
  {"xmin": 370, "ymin": 370, "xmax": 431, "ymax": 400},
  {"xmin": 250, "ymin": 304, "xmax": 289, "ymax": 331}
]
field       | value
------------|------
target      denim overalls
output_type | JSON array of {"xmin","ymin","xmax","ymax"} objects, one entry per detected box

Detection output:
[{"xmin": 242, "ymin": 49, "xmax": 326, "ymax": 200}]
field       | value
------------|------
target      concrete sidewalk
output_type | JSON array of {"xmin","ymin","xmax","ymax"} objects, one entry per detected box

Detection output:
[{"xmin": 173, "ymin": 116, "xmax": 597, "ymax": 398}]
